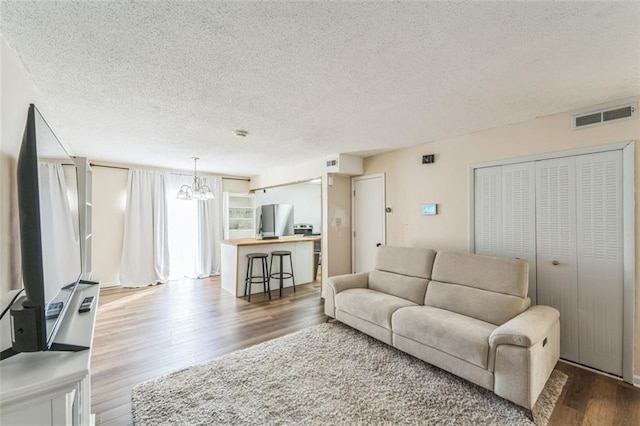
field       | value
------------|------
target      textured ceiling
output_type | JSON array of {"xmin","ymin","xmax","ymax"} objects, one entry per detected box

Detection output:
[{"xmin": 1, "ymin": 1, "xmax": 639, "ymax": 176}]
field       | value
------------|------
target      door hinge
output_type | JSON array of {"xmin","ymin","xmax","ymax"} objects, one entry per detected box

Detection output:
[{"xmin": 353, "ymin": 190, "xmax": 356, "ymax": 196}]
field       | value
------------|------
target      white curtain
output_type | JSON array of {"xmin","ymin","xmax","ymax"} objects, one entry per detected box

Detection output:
[
  {"xmin": 120, "ymin": 169, "xmax": 170, "ymax": 287},
  {"xmin": 38, "ymin": 162, "xmax": 81, "ymax": 301},
  {"xmin": 195, "ymin": 176, "xmax": 223, "ymax": 277},
  {"xmin": 166, "ymin": 174, "xmax": 198, "ymax": 279},
  {"xmin": 166, "ymin": 175, "xmax": 223, "ymax": 279}
]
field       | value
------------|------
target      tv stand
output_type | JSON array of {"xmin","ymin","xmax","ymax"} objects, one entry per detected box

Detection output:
[{"xmin": 0, "ymin": 283, "xmax": 99, "ymax": 425}]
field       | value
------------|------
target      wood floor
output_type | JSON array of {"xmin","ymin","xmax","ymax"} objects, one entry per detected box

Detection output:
[{"xmin": 91, "ymin": 277, "xmax": 639, "ymax": 425}]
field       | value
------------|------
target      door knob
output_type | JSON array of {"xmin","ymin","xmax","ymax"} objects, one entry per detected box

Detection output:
[
  {"xmin": 552, "ymin": 260, "xmax": 560, "ymax": 266},
  {"xmin": 376, "ymin": 243, "xmax": 382, "ymax": 247}
]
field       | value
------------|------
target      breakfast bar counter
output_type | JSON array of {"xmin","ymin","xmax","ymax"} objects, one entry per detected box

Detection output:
[{"xmin": 221, "ymin": 236, "xmax": 320, "ymax": 297}]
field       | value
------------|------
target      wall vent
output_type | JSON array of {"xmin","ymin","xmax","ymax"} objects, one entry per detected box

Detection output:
[{"xmin": 573, "ymin": 103, "xmax": 637, "ymax": 130}]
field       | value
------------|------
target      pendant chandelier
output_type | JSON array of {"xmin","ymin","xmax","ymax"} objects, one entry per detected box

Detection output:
[{"xmin": 176, "ymin": 157, "xmax": 214, "ymax": 200}]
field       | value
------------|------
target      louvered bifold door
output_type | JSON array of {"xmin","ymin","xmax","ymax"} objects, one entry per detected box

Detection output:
[
  {"xmin": 536, "ymin": 157, "xmax": 579, "ymax": 362},
  {"xmin": 501, "ymin": 162, "xmax": 537, "ymax": 304},
  {"xmin": 474, "ymin": 167, "xmax": 502, "ymax": 256},
  {"xmin": 575, "ymin": 151, "xmax": 623, "ymax": 375}
]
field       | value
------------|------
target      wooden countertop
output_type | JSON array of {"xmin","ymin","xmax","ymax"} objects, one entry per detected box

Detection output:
[{"xmin": 222, "ymin": 235, "xmax": 321, "ymax": 246}]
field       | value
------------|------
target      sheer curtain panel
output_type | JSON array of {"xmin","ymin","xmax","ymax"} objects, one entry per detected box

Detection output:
[
  {"xmin": 120, "ymin": 169, "xmax": 170, "ymax": 287},
  {"xmin": 166, "ymin": 175, "xmax": 223, "ymax": 279},
  {"xmin": 38, "ymin": 163, "xmax": 81, "ymax": 298},
  {"xmin": 195, "ymin": 176, "xmax": 223, "ymax": 277},
  {"xmin": 167, "ymin": 173, "xmax": 198, "ymax": 279}
]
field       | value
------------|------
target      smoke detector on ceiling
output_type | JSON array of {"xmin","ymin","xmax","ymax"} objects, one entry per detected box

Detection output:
[{"xmin": 572, "ymin": 103, "xmax": 637, "ymax": 130}]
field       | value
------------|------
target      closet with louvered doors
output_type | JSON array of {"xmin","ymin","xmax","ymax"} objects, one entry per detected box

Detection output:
[{"xmin": 473, "ymin": 150, "xmax": 624, "ymax": 376}]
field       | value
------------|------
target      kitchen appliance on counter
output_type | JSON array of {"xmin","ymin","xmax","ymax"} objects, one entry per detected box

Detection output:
[
  {"xmin": 294, "ymin": 223, "xmax": 321, "ymax": 279},
  {"xmin": 294, "ymin": 223, "xmax": 313, "ymax": 235}
]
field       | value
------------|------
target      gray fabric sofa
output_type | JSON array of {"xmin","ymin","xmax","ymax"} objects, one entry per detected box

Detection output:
[{"xmin": 324, "ymin": 246, "xmax": 560, "ymax": 410}]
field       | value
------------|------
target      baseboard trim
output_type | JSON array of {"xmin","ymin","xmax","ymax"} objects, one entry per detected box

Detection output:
[
  {"xmin": 634, "ymin": 375, "xmax": 640, "ymax": 388},
  {"xmin": 99, "ymin": 282, "xmax": 121, "ymax": 289},
  {"xmin": 559, "ymin": 359, "xmax": 623, "ymax": 382}
]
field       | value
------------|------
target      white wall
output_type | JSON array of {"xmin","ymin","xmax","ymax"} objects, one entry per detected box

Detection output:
[
  {"xmin": 255, "ymin": 182, "xmax": 321, "ymax": 233},
  {"xmin": 323, "ymin": 174, "xmax": 352, "ymax": 278},
  {"xmin": 0, "ymin": 37, "xmax": 49, "ymax": 295},
  {"xmin": 250, "ymin": 158, "xmax": 323, "ymax": 190},
  {"xmin": 222, "ymin": 178, "xmax": 250, "ymax": 193},
  {"xmin": 91, "ymin": 166, "xmax": 128, "ymax": 285}
]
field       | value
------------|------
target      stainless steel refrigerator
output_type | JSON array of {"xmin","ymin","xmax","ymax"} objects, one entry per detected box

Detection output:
[{"xmin": 257, "ymin": 204, "xmax": 294, "ymax": 237}]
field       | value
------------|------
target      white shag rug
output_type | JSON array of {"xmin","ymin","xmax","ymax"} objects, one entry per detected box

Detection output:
[{"xmin": 132, "ymin": 322, "xmax": 566, "ymax": 425}]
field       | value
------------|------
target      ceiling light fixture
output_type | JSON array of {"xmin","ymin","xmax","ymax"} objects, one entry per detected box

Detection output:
[{"xmin": 176, "ymin": 157, "xmax": 214, "ymax": 201}]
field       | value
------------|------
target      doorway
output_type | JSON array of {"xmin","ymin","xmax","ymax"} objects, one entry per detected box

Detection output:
[{"xmin": 352, "ymin": 174, "xmax": 386, "ymax": 273}]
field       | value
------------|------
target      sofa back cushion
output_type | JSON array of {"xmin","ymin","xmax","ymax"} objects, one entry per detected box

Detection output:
[
  {"xmin": 425, "ymin": 281, "xmax": 531, "ymax": 325},
  {"xmin": 425, "ymin": 252, "xmax": 530, "ymax": 325},
  {"xmin": 431, "ymin": 252, "xmax": 528, "ymax": 297},
  {"xmin": 368, "ymin": 246, "xmax": 437, "ymax": 304}
]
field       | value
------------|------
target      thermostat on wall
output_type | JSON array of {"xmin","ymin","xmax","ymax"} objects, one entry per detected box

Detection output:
[{"xmin": 422, "ymin": 204, "xmax": 437, "ymax": 215}]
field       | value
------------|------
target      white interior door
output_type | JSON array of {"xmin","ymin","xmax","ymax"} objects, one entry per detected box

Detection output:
[
  {"xmin": 474, "ymin": 164, "xmax": 537, "ymax": 303},
  {"xmin": 473, "ymin": 146, "xmax": 628, "ymax": 378},
  {"xmin": 576, "ymin": 151, "xmax": 624, "ymax": 375},
  {"xmin": 474, "ymin": 167, "xmax": 502, "ymax": 256},
  {"xmin": 352, "ymin": 174, "xmax": 385, "ymax": 273},
  {"xmin": 536, "ymin": 157, "xmax": 579, "ymax": 362},
  {"xmin": 501, "ymin": 162, "xmax": 537, "ymax": 304}
]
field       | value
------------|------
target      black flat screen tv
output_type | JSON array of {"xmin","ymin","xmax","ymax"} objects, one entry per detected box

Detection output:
[{"xmin": 3, "ymin": 104, "xmax": 83, "ymax": 358}]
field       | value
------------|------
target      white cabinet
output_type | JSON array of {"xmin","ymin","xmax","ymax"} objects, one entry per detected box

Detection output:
[
  {"xmin": 0, "ymin": 284, "xmax": 99, "ymax": 425},
  {"xmin": 223, "ymin": 192, "xmax": 256, "ymax": 239}
]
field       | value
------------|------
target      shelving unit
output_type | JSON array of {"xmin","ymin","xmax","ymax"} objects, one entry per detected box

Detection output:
[
  {"xmin": 223, "ymin": 192, "xmax": 256, "ymax": 239},
  {"xmin": 73, "ymin": 157, "xmax": 92, "ymax": 280}
]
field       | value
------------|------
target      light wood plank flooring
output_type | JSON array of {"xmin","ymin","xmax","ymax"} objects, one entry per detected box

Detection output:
[{"xmin": 91, "ymin": 277, "xmax": 639, "ymax": 425}]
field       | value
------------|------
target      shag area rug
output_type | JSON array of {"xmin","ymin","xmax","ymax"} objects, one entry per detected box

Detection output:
[{"xmin": 132, "ymin": 322, "xmax": 567, "ymax": 425}]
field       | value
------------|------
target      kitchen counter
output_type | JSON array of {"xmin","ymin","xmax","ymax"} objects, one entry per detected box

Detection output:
[
  {"xmin": 221, "ymin": 236, "xmax": 320, "ymax": 297},
  {"xmin": 221, "ymin": 235, "xmax": 321, "ymax": 246}
]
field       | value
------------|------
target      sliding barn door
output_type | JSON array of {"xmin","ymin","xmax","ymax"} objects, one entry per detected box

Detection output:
[
  {"xmin": 575, "ymin": 151, "xmax": 624, "ymax": 375},
  {"xmin": 535, "ymin": 157, "xmax": 580, "ymax": 362}
]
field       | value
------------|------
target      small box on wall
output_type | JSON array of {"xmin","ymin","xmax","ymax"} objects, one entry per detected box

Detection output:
[
  {"xmin": 422, "ymin": 154, "xmax": 435, "ymax": 164},
  {"xmin": 422, "ymin": 204, "xmax": 437, "ymax": 215}
]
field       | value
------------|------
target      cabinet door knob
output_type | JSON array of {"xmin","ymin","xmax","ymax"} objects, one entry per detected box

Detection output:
[{"xmin": 552, "ymin": 260, "xmax": 560, "ymax": 266}]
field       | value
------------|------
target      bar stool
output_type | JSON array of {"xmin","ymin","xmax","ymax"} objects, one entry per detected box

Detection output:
[
  {"xmin": 270, "ymin": 250, "xmax": 295, "ymax": 297},
  {"xmin": 244, "ymin": 253, "xmax": 270, "ymax": 302}
]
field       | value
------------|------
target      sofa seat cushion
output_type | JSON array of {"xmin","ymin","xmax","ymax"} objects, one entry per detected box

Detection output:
[
  {"xmin": 392, "ymin": 306, "xmax": 496, "ymax": 369},
  {"xmin": 335, "ymin": 288, "xmax": 417, "ymax": 329}
]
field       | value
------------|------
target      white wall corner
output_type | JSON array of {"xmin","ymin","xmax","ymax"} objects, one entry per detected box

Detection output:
[{"xmin": 249, "ymin": 158, "xmax": 323, "ymax": 190}]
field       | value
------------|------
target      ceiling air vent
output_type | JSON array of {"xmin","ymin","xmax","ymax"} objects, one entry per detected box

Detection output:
[{"xmin": 573, "ymin": 103, "xmax": 637, "ymax": 130}]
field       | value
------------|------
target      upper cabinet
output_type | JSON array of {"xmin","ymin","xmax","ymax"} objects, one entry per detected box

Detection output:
[{"xmin": 223, "ymin": 192, "xmax": 256, "ymax": 239}]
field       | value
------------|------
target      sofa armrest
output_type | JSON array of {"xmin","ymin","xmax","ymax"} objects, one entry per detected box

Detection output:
[
  {"xmin": 323, "ymin": 272, "xmax": 369, "ymax": 318},
  {"xmin": 491, "ymin": 306, "xmax": 560, "ymax": 409},
  {"xmin": 490, "ymin": 305, "xmax": 560, "ymax": 348},
  {"xmin": 327, "ymin": 272, "xmax": 370, "ymax": 294}
]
